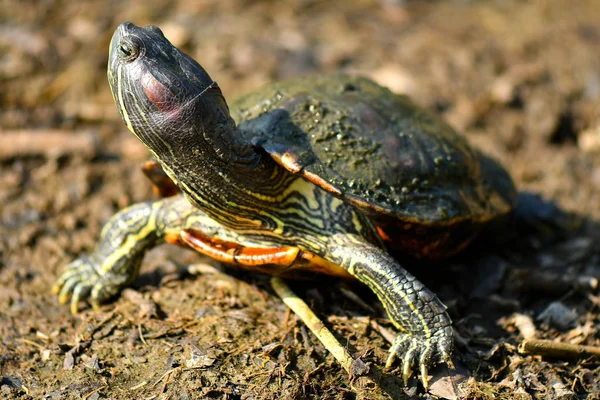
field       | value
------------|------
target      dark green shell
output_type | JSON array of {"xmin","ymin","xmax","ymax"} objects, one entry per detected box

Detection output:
[{"xmin": 230, "ymin": 74, "xmax": 516, "ymax": 225}]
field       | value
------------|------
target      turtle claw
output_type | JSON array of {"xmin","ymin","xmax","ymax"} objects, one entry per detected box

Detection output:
[
  {"xmin": 54, "ymin": 255, "xmax": 101, "ymax": 313},
  {"xmin": 386, "ymin": 327, "xmax": 454, "ymax": 391},
  {"xmin": 57, "ymin": 275, "xmax": 81, "ymax": 305},
  {"xmin": 419, "ymin": 363, "xmax": 429, "ymax": 390},
  {"xmin": 54, "ymin": 254, "xmax": 134, "ymax": 314},
  {"xmin": 70, "ymin": 280, "xmax": 94, "ymax": 314}
]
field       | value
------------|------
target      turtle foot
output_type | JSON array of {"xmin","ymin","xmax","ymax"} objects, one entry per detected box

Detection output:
[
  {"xmin": 53, "ymin": 255, "xmax": 134, "ymax": 314},
  {"xmin": 385, "ymin": 326, "xmax": 454, "ymax": 390}
]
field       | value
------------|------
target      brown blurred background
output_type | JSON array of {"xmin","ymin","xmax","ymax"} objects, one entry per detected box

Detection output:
[{"xmin": 1, "ymin": 1, "xmax": 600, "ymax": 398}]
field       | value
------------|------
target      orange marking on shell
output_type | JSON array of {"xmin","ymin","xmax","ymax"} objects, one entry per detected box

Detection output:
[
  {"xmin": 344, "ymin": 194, "xmax": 392, "ymax": 217},
  {"xmin": 181, "ymin": 229, "xmax": 301, "ymax": 267},
  {"xmin": 142, "ymin": 160, "xmax": 159, "ymax": 170},
  {"xmin": 179, "ymin": 229, "xmax": 353, "ymax": 279},
  {"xmin": 296, "ymin": 251, "xmax": 353, "ymax": 279},
  {"xmin": 234, "ymin": 247, "xmax": 300, "ymax": 266},
  {"xmin": 280, "ymin": 152, "xmax": 303, "ymax": 173},
  {"xmin": 301, "ymin": 170, "xmax": 342, "ymax": 196},
  {"xmin": 270, "ymin": 150, "xmax": 342, "ymax": 195},
  {"xmin": 165, "ymin": 232, "xmax": 185, "ymax": 246},
  {"xmin": 180, "ymin": 230, "xmax": 237, "ymax": 263},
  {"xmin": 375, "ymin": 226, "xmax": 391, "ymax": 242},
  {"xmin": 142, "ymin": 161, "xmax": 179, "ymax": 198}
]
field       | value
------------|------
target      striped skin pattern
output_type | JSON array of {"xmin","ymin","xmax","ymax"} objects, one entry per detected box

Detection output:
[
  {"xmin": 47, "ymin": 22, "xmax": 513, "ymax": 389},
  {"xmin": 54, "ymin": 179, "xmax": 454, "ymax": 387},
  {"xmin": 54, "ymin": 196, "xmax": 195, "ymax": 313},
  {"xmin": 326, "ymin": 236, "xmax": 453, "ymax": 376}
]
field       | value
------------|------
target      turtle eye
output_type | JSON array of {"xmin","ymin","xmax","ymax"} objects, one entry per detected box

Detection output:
[{"xmin": 118, "ymin": 39, "xmax": 141, "ymax": 61}]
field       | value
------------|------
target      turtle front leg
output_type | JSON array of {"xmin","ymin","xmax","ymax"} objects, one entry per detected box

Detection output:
[
  {"xmin": 326, "ymin": 234, "xmax": 454, "ymax": 389},
  {"xmin": 53, "ymin": 196, "xmax": 198, "ymax": 313}
]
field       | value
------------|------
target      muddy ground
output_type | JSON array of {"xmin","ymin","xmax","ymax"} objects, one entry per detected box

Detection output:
[{"xmin": 2, "ymin": 0, "xmax": 600, "ymax": 399}]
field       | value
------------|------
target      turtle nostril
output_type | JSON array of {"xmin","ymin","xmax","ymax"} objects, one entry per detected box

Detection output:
[{"xmin": 146, "ymin": 25, "xmax": 165, "ymax": 38}]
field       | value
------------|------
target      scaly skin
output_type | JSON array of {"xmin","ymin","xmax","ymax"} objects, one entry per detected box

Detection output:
[
  {"xmin": 55, "ymin": 178, "xmax": 453, "ymax": 388},
  {"xmin": 54, "ymin": 196, "xmax": 197, "ymax": 313},
  {"xmin": 53, "ymin": 20, "xmax": 515, "ymax": 389},
  {"xmin": 327, "ymin": 234, "xmax": 453, "ymax": 386}
]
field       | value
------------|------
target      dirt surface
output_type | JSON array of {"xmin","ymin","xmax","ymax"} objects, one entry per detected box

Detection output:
[{"xmin": 2, "ymin": 1, "xmax": 600, "ymax": 399}]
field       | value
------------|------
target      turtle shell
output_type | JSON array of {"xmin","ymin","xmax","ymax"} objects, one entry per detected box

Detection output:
[{"xmin": 231, "ymin": 74, "xmax": 516, "ymax": 228}]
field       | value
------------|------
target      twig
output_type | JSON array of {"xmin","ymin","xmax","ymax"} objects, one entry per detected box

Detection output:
[
  {"xmin": 138, "ymin": 323, "xmax": 148, "ymax": 346},
  {"xmin": 512, "ymin": 313, "xmax": 537, "ymax": 340},
  {"xmin": 17, "ymin": 338, "xmax": 45, "ymax": 349},
  {"xmin": 129, "ymin": 381, "xmax": 148, "ymax": 391},
  {"xmin": 83, "ymin": 385, "xmax": 107, "ymax": 399},
  {"xmin": 518, "ymin": 338, "xmax": 600, "ymax": 360},
  {"xmin": 270, "ymin": 277, "xmax": 356, "ymax": 374},
  {"xmin": 0, "ymin": 129, "xmax": 97, "ymax": 159}
]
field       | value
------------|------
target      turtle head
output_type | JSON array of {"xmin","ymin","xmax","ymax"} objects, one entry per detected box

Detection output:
[
  {"xmin": 107, "ymin": 23, "xmax": 283, "ymax": 227},
  {"xmin": 108, "ymin": 22, "xmax": 245, "ymax": 165}
]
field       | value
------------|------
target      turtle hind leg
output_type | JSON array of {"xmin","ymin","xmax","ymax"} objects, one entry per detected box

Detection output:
[{"xmin": 325, "ymin": 233, "xmax": 454, "ymax": 390}]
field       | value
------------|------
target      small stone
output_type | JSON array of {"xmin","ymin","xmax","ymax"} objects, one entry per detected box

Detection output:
[
  {"xmin": 538, "ymin": 301, "xmax": 578, "ymax": 330},
  {"xmin": 578, "ymin": 124, "xmax": 600, "ymax": 153}
]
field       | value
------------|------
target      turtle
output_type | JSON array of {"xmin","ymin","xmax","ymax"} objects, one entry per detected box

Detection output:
[{"xmin": 53, "ymin": 22, "xmax": 517, "ymax": 389}]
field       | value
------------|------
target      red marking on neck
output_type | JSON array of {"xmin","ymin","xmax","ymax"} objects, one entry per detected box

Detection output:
[{"xmin": 141, "ymin": 72, "xmax": 181, "ymax": 120}]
